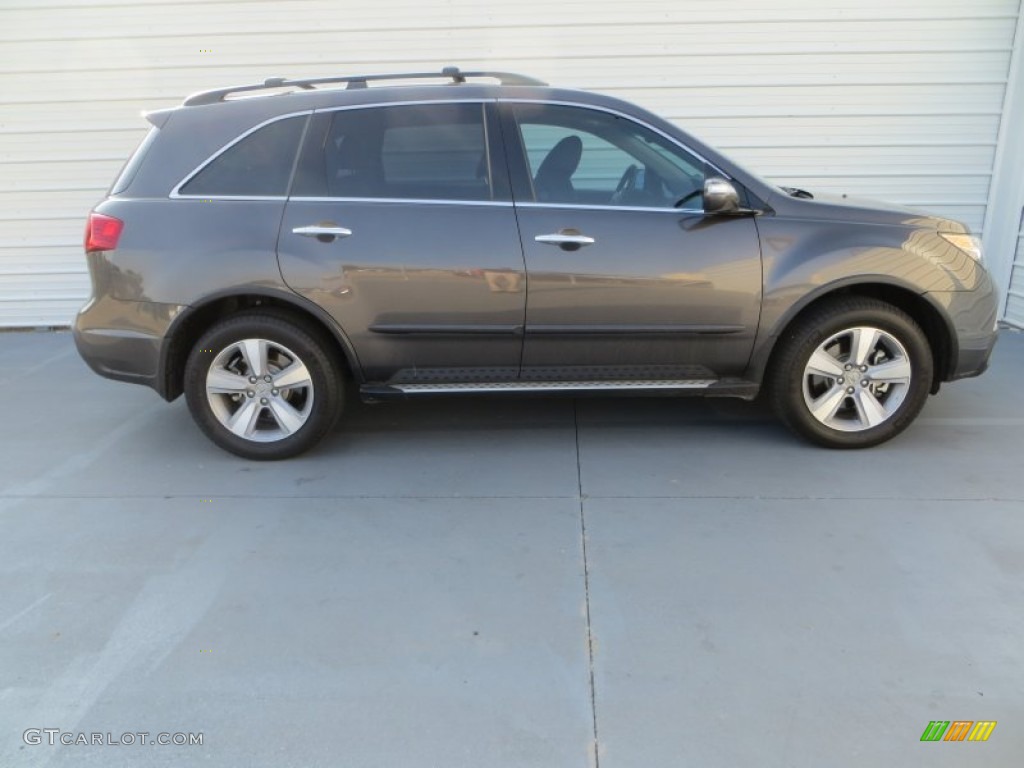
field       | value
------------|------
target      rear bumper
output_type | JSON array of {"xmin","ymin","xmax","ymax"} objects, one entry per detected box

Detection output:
[{"xmin": 73, "ymin": 295, "xmax": 182, "ymax": 397}]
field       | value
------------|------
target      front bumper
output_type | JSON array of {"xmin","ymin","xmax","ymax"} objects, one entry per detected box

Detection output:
[
  {"xmin": 950, "ymin": 327, "xmax": 997, "ymax": 380},
  {"xmin": 926, "ymin": 267, "xmax": 999, "ymax": 381}
]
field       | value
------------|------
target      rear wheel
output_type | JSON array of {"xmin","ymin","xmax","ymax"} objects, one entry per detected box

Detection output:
[
  {"xmin": 769, "ymin": 298, "xmax": 933, "ymax": 448},
  {"xmin": 184, "ymin": 312, "xmax": 343, "ymax": 460}
]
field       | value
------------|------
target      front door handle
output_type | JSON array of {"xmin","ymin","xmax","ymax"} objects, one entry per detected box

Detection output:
[
  {"xmin": 534, "ymin": 230, "xmax": 595, "ymax": 250},
  {"xmin": 292, "ymin": 224, "xmax": 353, "ymax": 242}
]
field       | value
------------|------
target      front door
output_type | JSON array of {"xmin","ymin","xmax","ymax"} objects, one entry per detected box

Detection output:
[
  {"xmin": 277, "ymin": 101, "xmax": 525, "ymax": 383},
  {"xmin": 502, "ymin": 102, "xmax": 762, "ymax": 381}
]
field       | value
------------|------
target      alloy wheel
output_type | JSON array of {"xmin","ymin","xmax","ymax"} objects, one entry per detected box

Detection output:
[
  {"xmin": 205, "ymin": 338, "xmax": 315, "ymax": 442},
  {"xmin": 801, "ymin": 326, "xmax": 912, "ymax": 432}
]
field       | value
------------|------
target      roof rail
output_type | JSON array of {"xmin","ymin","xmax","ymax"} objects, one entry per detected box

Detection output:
[{"xmin": 182, "ymin": 66, "xmax": 547, "ymax": 106}]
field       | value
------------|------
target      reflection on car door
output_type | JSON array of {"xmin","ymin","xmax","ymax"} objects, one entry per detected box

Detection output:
[
  {"xmin": 502, "ymin": 102, "xmax": 762, "ymax": 381},
  {"xmin": 277, "ymin": 101, "xmax": 526, "ymax": 383}
]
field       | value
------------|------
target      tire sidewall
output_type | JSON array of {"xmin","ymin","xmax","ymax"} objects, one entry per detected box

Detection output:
[{"xmin": 776, "ymin": 304, "xmax": 933, "ymax": 448}]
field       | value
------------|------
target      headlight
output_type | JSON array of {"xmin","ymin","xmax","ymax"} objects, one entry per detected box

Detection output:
[{"xmin": 939, "ymin": 233, "xmax": 983, "ymax": 262}]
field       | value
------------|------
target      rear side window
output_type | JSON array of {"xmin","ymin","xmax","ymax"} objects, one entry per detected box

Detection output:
[
  {"xmin": 293, "ymin": 103, "xmax": 492, "ymax": 201},
  {"xmin": 178, "ymin": 115, "xmax": 307, "ymax": 197}
]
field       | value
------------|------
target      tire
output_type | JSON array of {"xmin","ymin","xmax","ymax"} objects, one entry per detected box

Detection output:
[
  {"xmin": 768, "ymin": 298, "xmax": 933, "ymax": 449},
  {"xmin": 184, "ymin": 311, "xmax": 344, "ymax": 460}
]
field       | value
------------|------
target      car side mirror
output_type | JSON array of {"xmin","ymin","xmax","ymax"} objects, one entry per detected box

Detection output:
[{"xmin": 703, "ymin": 177, "xmax": 741, "ymax": 215}]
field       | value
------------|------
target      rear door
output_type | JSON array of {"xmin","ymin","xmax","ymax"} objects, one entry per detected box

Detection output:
[{"xmin": 277, "ymin": 101, "xmax": 526, "ymax": 383}]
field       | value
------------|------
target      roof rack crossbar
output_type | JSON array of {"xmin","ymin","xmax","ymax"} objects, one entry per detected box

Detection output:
[{"xmin": 182, "ymin": 67, "xmax": 546, "ymax": 106}]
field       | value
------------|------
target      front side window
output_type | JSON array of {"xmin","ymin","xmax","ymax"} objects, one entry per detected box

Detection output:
[
  {"xmin": 292, "ymin": 103, "xmax": 492, "ymax": 201},
  {"xmin": 512, "ymin": 104, "xmax": 706, "ymax": 209},
  {"xmin": 178, "ymin": 115, "xmax": 307, "ymax": 197}
]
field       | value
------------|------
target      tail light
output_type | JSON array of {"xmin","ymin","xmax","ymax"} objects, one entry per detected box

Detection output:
[{"xmin": 84, "ymin": 212, "xmax": 124, "ymax": 252}]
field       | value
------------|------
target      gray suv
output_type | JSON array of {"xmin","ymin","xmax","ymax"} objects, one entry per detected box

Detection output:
[{"xmin": 75, "ymin": 68, "xmax": 999, "ymax": 460}]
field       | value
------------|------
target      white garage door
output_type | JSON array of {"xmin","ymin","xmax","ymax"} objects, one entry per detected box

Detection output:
[{"xmin": 0, "ymin": 0, "xmax": 1020, "ymax": 326}]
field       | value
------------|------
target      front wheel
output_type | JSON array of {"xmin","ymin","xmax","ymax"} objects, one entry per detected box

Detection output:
[
  {"xmin": 768, "ymin": 298, "xmax": 933, "ymax": 448},
  {"xmin": 184, "ymin": 312, "xmax": 344, "ymax": 460}
]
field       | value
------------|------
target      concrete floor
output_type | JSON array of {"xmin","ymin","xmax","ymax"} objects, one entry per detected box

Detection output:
[{"xmin": 0, "ymin": 329, "xmax": 1022, "ymax": 767}]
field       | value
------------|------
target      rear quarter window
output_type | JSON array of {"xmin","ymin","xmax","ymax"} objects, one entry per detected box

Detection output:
[
  {"xmin": 109, "ymin": 126, "xmax": 160, "ymax": 196},
  {"xmin": 177, "ymin": 114, "xmax": 308, "ymax": 197}
]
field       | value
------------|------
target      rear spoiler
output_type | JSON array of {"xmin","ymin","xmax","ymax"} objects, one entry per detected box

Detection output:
[{"xmin": 144, "ymin": 108, "xmax": 174, "ymax": 129}]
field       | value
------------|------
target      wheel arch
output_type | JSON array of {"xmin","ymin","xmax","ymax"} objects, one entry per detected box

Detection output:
[
  {"xmin": 159, "ymin": 288, "xmax": 363, "ymax": 401},
  {"xmin": 751, "ymin": 279, "xmax": 956, "ymax": 394}
]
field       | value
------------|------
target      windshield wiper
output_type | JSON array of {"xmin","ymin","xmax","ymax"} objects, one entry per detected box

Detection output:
[{"xmin": 781, "ymin": 186, "xmax": 814, "ymax": 199}]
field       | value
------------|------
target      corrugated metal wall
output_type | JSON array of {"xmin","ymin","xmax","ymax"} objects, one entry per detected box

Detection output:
[{"xmin": 0, "ymin": 0, "xmax": 1020, "ymax": 326}]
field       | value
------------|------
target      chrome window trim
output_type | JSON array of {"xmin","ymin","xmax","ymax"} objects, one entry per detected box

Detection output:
[
  {"xmin": 286, "ymin": 198, "xmax": 696, "ymax": 213},
  {"xmin": 170, "ymin": 110, "xmax": 313, "ymax": 199},
  {"xmin": 171, "ymin": 98, "xmax": 723, "ymax": 209},
  {"xmin": 288, "ymin": 196, "xmax": 513, "ymax": 207},
  {"xmin": 172, "ymin": 195, "xmax": 289, "ymax": 201},
  {"xmin": 517, "ymin": 202, "xmax": 704, "ymax": 214}
]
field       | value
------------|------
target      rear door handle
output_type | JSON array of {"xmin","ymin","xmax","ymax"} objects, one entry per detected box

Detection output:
[
  {"xmin": 535, "ymin": 231, "xmax": 595, "ymax": 249},
  {"xmin": 292, "ymin": 224, "xmax": 353, "ymax": 241}
]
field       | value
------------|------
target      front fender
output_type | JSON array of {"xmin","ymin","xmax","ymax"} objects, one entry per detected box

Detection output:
[{"xmin": 747, "ymin": 217, "xmax": 971, "ymax": 381}]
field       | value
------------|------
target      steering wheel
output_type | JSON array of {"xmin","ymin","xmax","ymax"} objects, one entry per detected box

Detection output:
[
  {"xmin": 615, "ymin": 164, "xmax": 640, "ymax": 194},
  {"xmin": 674, "ymin": 188, "xmax": 703, "ymax": 208}
]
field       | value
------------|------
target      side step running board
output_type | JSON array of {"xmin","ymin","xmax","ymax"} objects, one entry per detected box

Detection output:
[{"xmin": 363, "ymin": 379, "xmax": 718, "ymax": 397}]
